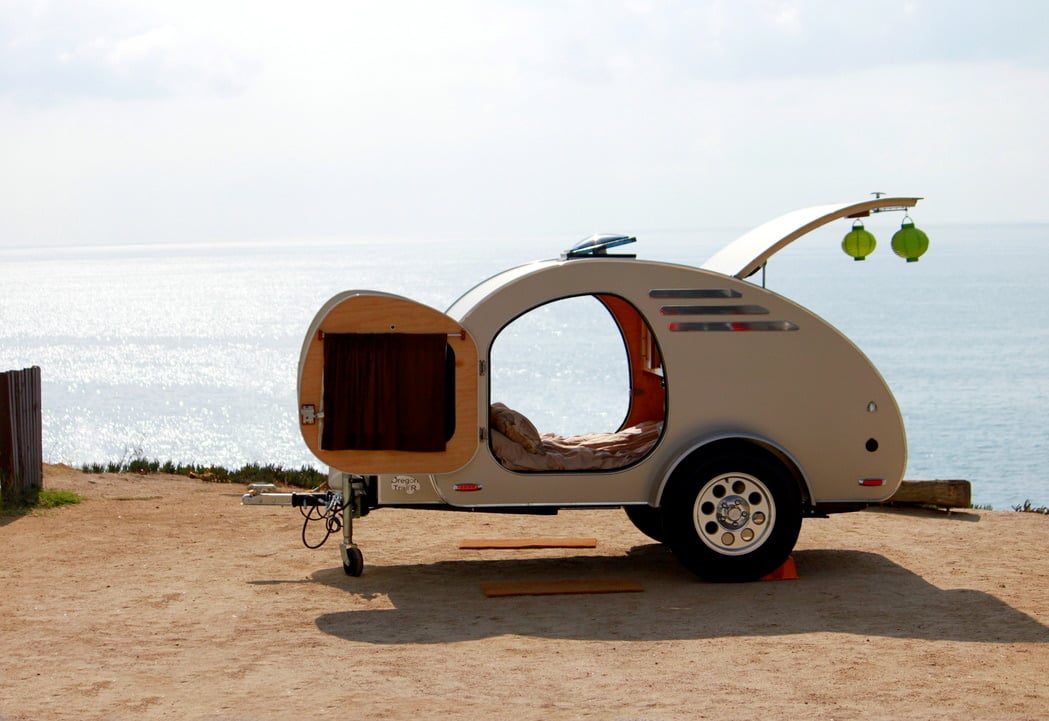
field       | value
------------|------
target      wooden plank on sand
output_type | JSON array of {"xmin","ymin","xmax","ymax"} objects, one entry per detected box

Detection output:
[
  {"xmin": 480, "ymin": 578, "xmax": 643, "ymax": 597},
  {"xmin": 460, "ymin": 537, "xmax": 598, "ymax": 550}
]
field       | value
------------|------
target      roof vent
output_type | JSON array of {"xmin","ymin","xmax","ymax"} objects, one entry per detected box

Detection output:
[{"xmin": 562, "ymin": 234, "xmax": 637, "ymax": 260}]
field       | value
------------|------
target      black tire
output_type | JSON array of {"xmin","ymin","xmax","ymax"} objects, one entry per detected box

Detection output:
[
  {"xmin": 343, "ymin": 546, "xmax": 364, "ymax": 577},
  {"xmin": 663, "ymin": 447, "xmax": 802, "ymax": 582},
  {"xmin": 623, "ymin": 505, "xmax": 666, "ymax": 543}
]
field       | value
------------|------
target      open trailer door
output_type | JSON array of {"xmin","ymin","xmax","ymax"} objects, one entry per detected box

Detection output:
[{"xmin": 298, "ymin": 291, "xmax": 479, "ymax": 474}]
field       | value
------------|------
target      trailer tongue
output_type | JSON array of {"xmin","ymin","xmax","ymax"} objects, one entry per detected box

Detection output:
[{"xmin": 243, "ymin": 476, "xmax": 371, "ymax": 576}]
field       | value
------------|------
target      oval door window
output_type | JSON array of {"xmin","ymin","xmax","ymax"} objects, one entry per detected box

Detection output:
[{"xmin": 490, "ymin": 295, "xmax": 629, "ymax": 437}]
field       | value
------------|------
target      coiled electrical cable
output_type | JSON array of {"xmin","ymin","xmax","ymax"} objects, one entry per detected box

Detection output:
[{"xmin": 298, "ymin": 492, "xmax": 346, "ymax": 549}]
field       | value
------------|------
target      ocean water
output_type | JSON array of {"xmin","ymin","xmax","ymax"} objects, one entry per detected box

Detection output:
[{"xmin": 1, "ymin": 221, "xmax": 1046, "ymax": 509}]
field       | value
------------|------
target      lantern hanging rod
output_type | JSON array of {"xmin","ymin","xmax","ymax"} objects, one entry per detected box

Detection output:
[{"xmin": 847, "ymin": 204, "xmax": 915, "ymax": 218}]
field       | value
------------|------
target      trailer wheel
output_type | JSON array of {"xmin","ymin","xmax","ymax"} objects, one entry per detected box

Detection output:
[
  {"xmin": 623, "ymin": 505, "xmax": 666, "ymax": 543},
  {"xmin": 343, "ymin": 546, "xmax": 364, "ymax": 577},
  {"xmin": 663, "ymin": 449, "xmax": 802, "ymax": 582}
]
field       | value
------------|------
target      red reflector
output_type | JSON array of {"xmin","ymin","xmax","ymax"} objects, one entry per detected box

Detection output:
[
  {"xmin": 858, "ymin": 478, "xmax": 885, "ymax": 487},
  {"xmin": 453, "ymin": 483, "xmax": 483, "ymax": 492}
]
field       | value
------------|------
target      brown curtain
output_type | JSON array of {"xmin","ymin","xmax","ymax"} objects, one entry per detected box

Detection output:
[{"xmin": 321, "ymin": 332, "xmax": 449, "ymax": 452}]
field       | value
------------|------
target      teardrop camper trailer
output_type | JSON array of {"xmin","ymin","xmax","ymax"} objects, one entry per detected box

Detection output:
[{"xmin": 244, "ymin": 196, "xmax": 924, "ymax": 582}]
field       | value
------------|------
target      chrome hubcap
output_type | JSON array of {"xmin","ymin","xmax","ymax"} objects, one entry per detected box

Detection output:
[{"xmin": 693, "ymin": 473, "xmax": 775, "ymax": 556}]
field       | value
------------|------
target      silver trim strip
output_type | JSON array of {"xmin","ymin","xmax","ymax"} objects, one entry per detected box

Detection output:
[
  {"xmin": 649, "ymin": 288, "xmax": 742, "ymax": 299},
  {"xmin": 660, "ymin": 304, "xmax": 769, "ymax": 316}
]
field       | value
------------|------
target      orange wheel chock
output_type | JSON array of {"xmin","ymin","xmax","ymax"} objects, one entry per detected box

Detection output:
[{"xmin": 760, "ymin": 556, "xmax": 798, "ymax": 581}]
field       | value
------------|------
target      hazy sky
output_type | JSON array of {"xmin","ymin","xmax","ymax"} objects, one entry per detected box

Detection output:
[{"xmin": 2, "ymin": 0, "xmax": 1047, "ymax": 248}]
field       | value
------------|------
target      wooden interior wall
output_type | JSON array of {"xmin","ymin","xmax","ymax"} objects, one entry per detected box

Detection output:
[{"xmin": 596, "ymin": 295, "xmax": 666, "ymax": 429}]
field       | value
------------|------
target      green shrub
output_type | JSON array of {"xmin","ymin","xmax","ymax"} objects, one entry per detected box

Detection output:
[
  {"xmin": 35, "ymin": 489, "xmax": 83, "ymax": 508},
  {"xmin": 79, "ymin": 456, "xmax": 325, "ymax": 489},
  {"xmin": 1, "ymin": 488, "xmax": 83, "ymax": 515},
  {"xmin": 1012, "ymin": 500, "xmax": 1049, "ymax": 514}
]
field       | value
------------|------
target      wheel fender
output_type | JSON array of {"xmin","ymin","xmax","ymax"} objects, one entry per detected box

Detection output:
[{"xmin": 654, "ymin": 434, "xmax": 812, "ymax": 510}]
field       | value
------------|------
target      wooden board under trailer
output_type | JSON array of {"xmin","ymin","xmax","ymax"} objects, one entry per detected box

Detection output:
[{"xmin": 883, "ymin": 480, "xmax": 972, "ymax": 509}]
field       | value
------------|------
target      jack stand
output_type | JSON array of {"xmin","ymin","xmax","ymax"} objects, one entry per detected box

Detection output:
[
  {"xmin": 241, "ymin": 473, "xmax": 370, "ymax": 575},
  {"xmin": 338, "ymin": 473, "xmax": 365, "ymax": 577}
]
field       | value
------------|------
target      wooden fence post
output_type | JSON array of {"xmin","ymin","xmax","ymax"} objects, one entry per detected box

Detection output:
[{"xmin": 0, "ymin": 367, "xmax": 43, "ymax": 506}]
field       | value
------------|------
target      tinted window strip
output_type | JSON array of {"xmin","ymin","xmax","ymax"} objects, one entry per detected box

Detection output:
[{"xmin": 668, "ymin": 321, "xmax": 799, "ymax": 332}]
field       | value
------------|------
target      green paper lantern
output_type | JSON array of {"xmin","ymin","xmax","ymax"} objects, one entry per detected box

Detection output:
[
  {"xmin": 891, "ymin": 218, "xmax": 929, "ymax": 263},
  {"xmin": 842, "ymin": 220, "xmax": 877, "ymax": 261}
]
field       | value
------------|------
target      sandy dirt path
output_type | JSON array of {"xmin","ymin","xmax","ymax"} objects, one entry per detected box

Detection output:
[{"xmin": 1, "ymin": 465, "xmax": 1047, "ymax": 721}]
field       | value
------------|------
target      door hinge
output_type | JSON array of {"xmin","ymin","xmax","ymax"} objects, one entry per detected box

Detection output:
[{"xmin": 479, "ymin": 360, "xmax": 487, "ymax": 376}]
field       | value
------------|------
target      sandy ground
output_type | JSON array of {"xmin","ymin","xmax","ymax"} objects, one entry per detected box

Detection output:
[{"xmin": 1, "ymin": 465, "xmax": 1048, "ymax": 721}]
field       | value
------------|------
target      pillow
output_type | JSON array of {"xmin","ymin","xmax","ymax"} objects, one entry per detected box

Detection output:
[{"xmin": 489, "ymin": 402, "xmax": 545, "ymax": 455}]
